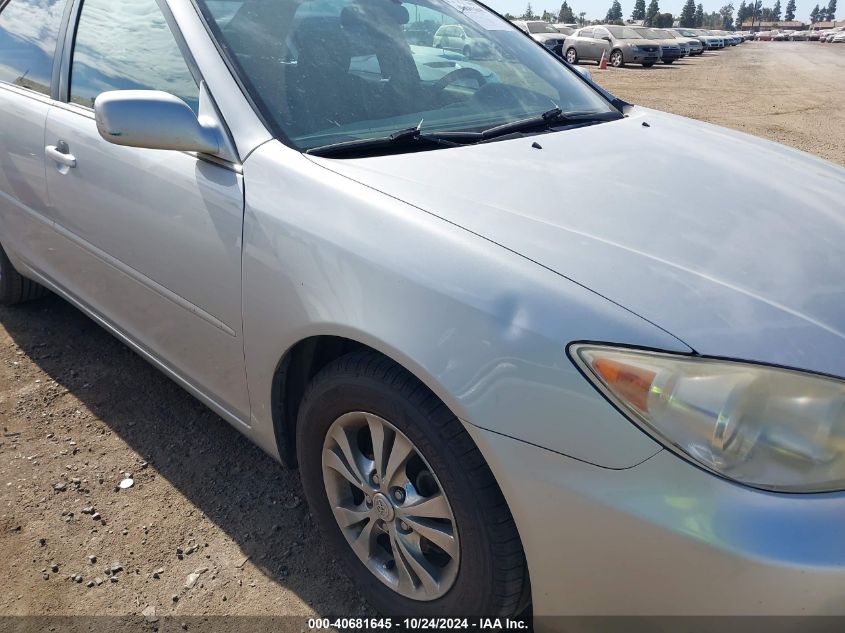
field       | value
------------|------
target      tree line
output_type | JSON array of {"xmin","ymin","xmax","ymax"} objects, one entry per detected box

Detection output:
[{"xmin": 510, "ymin": 0, "xmax": 836, "ymax": 27}]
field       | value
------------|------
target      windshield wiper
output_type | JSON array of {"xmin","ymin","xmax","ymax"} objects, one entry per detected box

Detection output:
[
  {"xmin": 305, "ymin": 122, "xmax": 481, "ymax": 158},
  {"xmin": 480, "ymin": 107, "xmax": 623, "ymax": 140},
  {"xmin": 305, "ymin": 108, "xmax": 623, "ymax": 157}
]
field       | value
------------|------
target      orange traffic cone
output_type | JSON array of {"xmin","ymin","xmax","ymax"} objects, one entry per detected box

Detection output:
[{"xmin": 598, "ymin": 49, "xmax": 608, "ymax": 69}]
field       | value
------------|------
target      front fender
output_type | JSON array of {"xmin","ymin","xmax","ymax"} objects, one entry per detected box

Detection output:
[{"xmin": 240, "ymin": 141, "xmax": 691, "ymax": 469}]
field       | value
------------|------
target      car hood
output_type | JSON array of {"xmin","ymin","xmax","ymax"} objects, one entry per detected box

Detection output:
[{"xmin": 309, "ymin": 106, "xmax": 845, "ymax": 378}]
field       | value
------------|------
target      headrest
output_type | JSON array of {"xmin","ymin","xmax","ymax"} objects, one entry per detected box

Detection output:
[{"xmin": 341, "ymin": 1, "xmax": 410, "ymax": 28}]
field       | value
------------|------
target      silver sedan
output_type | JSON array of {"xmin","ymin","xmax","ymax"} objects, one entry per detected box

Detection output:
[
  {"xmin": 3, "ymin": 0, "xmax": 845, "ymax": 627},
  {"xmin": 563, "ymin": 24, "xmax": 661, "ymax": 67}
]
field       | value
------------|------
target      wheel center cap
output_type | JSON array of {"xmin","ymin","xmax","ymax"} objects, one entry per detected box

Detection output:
[{"xmin": 372, "ymin": 493, "xmax": 395, "ymax": 522}]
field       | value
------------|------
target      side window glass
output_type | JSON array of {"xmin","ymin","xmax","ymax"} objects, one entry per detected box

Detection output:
[
  {"xmin": 580, "ymin": 28, "xmax": 594, "ymax": 38},
  {"xmin": 0, "ymin": 0, "xmax": 68, "ymax": 95},
  {"xmin": 69, "ymin": 0, "xmax": 198, "ymax": 111}
]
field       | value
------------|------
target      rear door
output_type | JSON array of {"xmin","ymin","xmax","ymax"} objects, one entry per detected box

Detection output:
[
  {"xmin": 593, "ymin": 27, "xmax": 612, "ymax": 59},
  {"xmin": 0, "ymin": 0, "xmax": 68, "ymax": 270},
  {"xmin": 576, "ymin": 28, "xmax": 594, "ymax": 58},
  {"xmin": 41, "ymin": 0, "xmax": 250, "ymax": 422}
]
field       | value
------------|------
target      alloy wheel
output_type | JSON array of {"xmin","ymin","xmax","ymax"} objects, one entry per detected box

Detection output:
[{"xmin": 321, "ymin": 411, "xmax": 460, "ymax": 601}]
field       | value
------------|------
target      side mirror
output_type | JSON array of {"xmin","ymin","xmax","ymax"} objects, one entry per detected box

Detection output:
[
  {"xmin": 602, "ymin": 36, "xmax": 612, "ymax": 42},
  {"xmin": 94, "ymin": 90, "xmax": 222, "ymax": 155}
]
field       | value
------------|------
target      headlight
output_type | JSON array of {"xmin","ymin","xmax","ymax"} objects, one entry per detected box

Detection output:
[{"xmin": 571, "ymin": 344, "xmax": 845, "ymax": 492}]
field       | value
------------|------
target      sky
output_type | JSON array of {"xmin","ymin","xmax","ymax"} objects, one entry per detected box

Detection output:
[{"xmin": 484, "ymin": 0, "xmax": 829, "ymax": 24}]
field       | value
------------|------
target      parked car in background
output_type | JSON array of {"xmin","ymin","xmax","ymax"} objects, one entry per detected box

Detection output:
[
  {"xmin": 833, "ymin": 31, "xmax": 845, "ymax": 42},
  {"xmin": 563, "ymin": 24, "xmax": 661, "ymax": 67},
  {"xmin": 512, "ymin": 19, "xmax": 568, "ymax": 54},
  {"xmin": 432, "ymin": 23, "xmax": 491, "ymax": 58},
  {"xmin": 667, "ymin": 29, "xmax": 705, "ymax": 55},
  {"xmin": 553, "ymin": 22, "xmax": 578, "ymax": 35},
  {"xmin": 632, "ymin": 27, "xmax": 683, "ymax": 63},
  {"xmin": 788, "ymin": 30, "xmax": 809, "ymax": 40},
  {"xmin": 717, "ymin": 30, "xmax": 741, "ymax": 45},
  {"xmin": 649, "ymin": 28, "xmax": 695, "ymax": 56},
  {"xmin": 823, "ymin": 27, "xmax": 845, "ymax": 42},
  {"xmin": 352, "ymin": 45, "xmax": 500, "ymax": 85},
  {"xmin": 694, "ymin": 29, "xmax": 726, "ymax": 48},
  {"xmin": 673, "ymin": 27, "xmax": 711, "ymax": 49}
]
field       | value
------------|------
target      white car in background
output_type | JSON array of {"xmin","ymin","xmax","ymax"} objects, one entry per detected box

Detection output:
[
  {"xmin": 553, "ymin": 22, "xmax": 578, "ymax": 34},
  {"xmin": 696, "ymin": 29, "xmax": 726, "ymax": 48},
  {"xmin": 512, "ymin": 19, "xmax": 568, "ymax": 54},
  {"xmin": 668, "ymin": 28, "xmax": 705, "ymax": 55},
  {"xmin": 432, "ymin": 23, "xmax": 492, "ymax": 58}
]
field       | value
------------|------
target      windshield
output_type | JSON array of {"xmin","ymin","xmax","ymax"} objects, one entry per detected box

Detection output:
[
  {"xmin": 195, "ymin": 0, "xmax": 614, "ymax": 152},
  {"xmin": 651, "ymin": 29, "xmax": 673, "ymax": 38},
  {"xmin": 676, "ymin": 29, "xmax": 698, "ymax": 36},
  {"xmin": 634, "ymin": 28, "xmax": 663, "ymax": 40},
  {"xmin": 605, "ymin": 26, "xmax": 644, "ymax": 39},
  {"xmin": 527, "ymin": 21, "xmax": 560, "ymax": 34}
]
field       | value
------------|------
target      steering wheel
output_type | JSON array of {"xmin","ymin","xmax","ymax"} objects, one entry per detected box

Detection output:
[{"xmin": 432, "ymin": 67, "xmax": 488, "ymax": 93}]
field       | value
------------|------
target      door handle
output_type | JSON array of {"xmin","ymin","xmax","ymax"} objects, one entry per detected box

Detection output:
[{"xmin": 46, "ymin": 144, "xmax": 77, "ymax": 168}]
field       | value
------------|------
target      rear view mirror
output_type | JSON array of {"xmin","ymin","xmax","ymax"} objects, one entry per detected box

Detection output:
[{"xmin": 94, "ymin": 90, "xmax": 223, "ymax": 155}]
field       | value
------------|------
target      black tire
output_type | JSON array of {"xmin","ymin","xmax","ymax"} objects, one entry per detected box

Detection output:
[
  {"xmin": 0, "ymin": 244, "xmax": 47, "ymax": 305},
  {"xmin": 565, "ymin": 47, "xmax": 578, "ymax": 64},
  {"xmin": 296, "ymin": 351, "xmax": 527, "ymax": 617},
  {"xmin": 642, "ymin": 61, "xmax": 655, "ymax": 67},
  {"xmin": 662, "ymin": 59, "xmax": 674, "ymax": 64},
  {"xmin": 609, "ymin": 49, "xmax": 624, "ymax": 67}
]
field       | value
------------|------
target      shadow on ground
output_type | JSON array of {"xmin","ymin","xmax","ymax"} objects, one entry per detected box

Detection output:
[{"xmin": 1, "ymin": 294, "xmax": 369, "ymax": 616}]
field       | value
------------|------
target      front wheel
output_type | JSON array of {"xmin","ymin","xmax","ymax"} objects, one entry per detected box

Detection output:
[
  {"xmin": 662, "ymin": 59, "xmax": 674, "ymax": 64},
  {"xmin": 609, "ymin": 49, "xmax": 624, "ymax": 67},
  {"xmin": 297, "ymin": 352, "xmax": 527, "ymax": 616},
  {"xmin": 642, "ymin": 61, "xmax": 655, "ymax": 67},
  {"xmin": 565, "ymin": 47, "xmax": 578, "ymax": 64},
  {"xmin": 0, "ymin": 244, "xmax": 48, "ymax": 305}
]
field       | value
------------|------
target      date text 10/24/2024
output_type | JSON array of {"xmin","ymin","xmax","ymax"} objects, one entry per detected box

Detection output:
[{"xmin": 308, "ymin": 618, "xmax": 530, "ymax": 630}]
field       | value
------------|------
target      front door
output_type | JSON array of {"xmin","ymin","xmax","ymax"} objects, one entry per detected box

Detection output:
[{"xmin": 42, "ymin": 0, "xmax": 250, "ymax": 422}]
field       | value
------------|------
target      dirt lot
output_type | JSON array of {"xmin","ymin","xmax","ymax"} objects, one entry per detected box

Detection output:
[
  {"xmin": 593, "ymin": 40, "xmax": 845, "ymax": 167},
  {"xmin": 1, "ymin": 40, "xmax": 843, "ymax": 626},
  {"xmin": 0, "ymin": 305, "xmax": 368, "ymax": 624}
]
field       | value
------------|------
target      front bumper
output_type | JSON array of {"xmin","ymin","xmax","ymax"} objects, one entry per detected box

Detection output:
[
  {"xmin": 659, "ymin": 47, "xmax": 682, "ymax": 60},
  {"xmin": 630, "ymin": 53, "xmax": 660, "ymax": 63},
  {"xmin": 467, "ymin": 425, "xmax": 845, "ymax": 622}
]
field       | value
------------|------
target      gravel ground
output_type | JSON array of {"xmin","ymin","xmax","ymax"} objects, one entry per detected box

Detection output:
[
  {"xmin": 1, "ymin": 40, "xmax": 843, "ymax": 624},
  {"xmin": 0, "ymin": 298, "xmax": 370, "ymax": 623},
  {"xmin": 592, "ymin": 41, "xmax": 845, "ymax": 167}
]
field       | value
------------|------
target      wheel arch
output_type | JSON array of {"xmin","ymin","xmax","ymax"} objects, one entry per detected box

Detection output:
[{"xmin": 270, "ymin": 332, "xmax": 470, "ymax": 469}]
